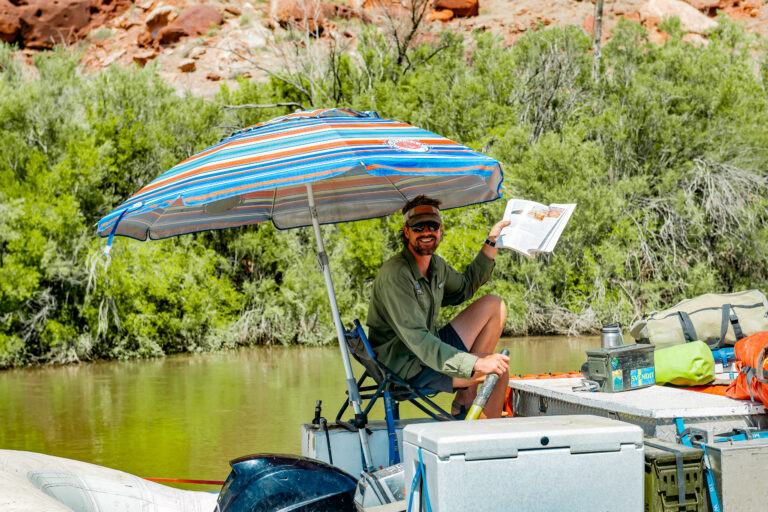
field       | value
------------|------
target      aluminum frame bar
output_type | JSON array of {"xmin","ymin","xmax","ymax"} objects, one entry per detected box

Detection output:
[{"xmin": 306, "ymin": 183, "xmax": 374, "ymax": 473}]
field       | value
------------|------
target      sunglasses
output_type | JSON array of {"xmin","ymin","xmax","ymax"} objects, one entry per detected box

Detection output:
[{"xmin": 409, "ymin": 222, "xmax": 441, "ymax": 233}]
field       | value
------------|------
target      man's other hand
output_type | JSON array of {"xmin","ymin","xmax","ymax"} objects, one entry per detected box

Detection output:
[
  {"xmin": 473, "ymin": 353, "xmax": 510, "ymax": 376},
  {"xmin": 488, "ymin": 220, "xmax": 511, "ymax": 243}
]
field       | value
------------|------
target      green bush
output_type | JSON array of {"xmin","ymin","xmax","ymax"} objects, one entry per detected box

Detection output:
[{"xmin": 1, "ymin": 16, "xmax": 767, "ymax": 367}]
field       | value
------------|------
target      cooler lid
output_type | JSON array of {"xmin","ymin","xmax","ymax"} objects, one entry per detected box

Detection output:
[{"xmin": 403, "ymin": 415, "xmax": 642, "ymax": 461}]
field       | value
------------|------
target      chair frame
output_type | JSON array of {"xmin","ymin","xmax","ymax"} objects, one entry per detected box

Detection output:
[{"xmin": 335, "ymin": 319, "xmax": 456, "ymax": 425}]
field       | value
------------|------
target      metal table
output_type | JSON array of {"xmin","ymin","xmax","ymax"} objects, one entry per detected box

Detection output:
[{"xmin": 509, "ymin": 378, "xmax": 767, "ymax": 442}]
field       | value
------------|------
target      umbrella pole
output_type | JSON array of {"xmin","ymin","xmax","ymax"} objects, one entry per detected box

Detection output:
[{"xmin": 306, "ymin": 183, "xmax": 375, "ymax": 473}]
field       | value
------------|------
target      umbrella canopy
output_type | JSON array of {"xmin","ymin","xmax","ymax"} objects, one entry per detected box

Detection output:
[
  {"xmin": 96, "ymin": 108, "xmax": 502, "ymax": 241},
  {"xmin": 96, "ymin": 108, "xmax": 504, "ymax": 473}
]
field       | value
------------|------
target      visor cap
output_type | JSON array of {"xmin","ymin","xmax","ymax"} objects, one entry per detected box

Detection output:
[{"xmin": 404, "ymin": 205, "xmax": 442, "ymax": 226}]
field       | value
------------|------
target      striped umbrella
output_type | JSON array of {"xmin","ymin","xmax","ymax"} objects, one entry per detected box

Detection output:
[
  {"xmin": 97, "ymin": 108, "xmax": 502, "ymax": 241},
  {"xmin": 97, "ymin": 108, "xmax": 504, "ymax": 470}
]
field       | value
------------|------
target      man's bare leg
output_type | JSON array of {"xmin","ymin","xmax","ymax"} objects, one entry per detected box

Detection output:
[{"xmin": 447, "ymin": 295, "xmax": 508, "ymax": 418}]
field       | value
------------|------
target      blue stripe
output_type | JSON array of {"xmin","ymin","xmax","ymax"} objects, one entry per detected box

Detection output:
[{"xmin": 97, "ymin": 109, "xmax": 503, "ymax": 237}]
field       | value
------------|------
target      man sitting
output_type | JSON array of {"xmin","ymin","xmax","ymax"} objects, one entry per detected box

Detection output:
[{"xmin": 366, "ymin": 195, "xmax": 510, "ymax": 419}]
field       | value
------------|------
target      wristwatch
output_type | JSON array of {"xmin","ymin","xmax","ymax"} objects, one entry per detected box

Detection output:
[{"xmin": 484, "ymin": 238, "xmax": 496, "ymax": 247}]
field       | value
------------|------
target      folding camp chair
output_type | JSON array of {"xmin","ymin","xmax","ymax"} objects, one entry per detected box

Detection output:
[{"xmin": 336, "ymin": 319, "xmax": 456, "ymax": 427}]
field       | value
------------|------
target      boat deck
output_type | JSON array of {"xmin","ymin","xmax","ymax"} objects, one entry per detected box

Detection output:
[{"xmin": 509, "ymin": 378, "xmax": 767, "ymax": 441}]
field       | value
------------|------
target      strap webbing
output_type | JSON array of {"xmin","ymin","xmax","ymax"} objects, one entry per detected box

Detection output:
[
  {"xmin": 744, "ymin": 366, "xmax": 757, "ymax": 402},
  {"xmin": 711, "ymin": 304, "xmax": 742, "ymax": 349},
  {"xmin": 407, "ymin": 448, "xmax": 432, "ymax": 512},
  {"xmin": 675, "ymin": 418, "xmax": 721, "ymax": 512},
  {"xmin": 383, "ymin": 391, "xmax": 400, "ymax": 466},
  {"xmin": 728, "ymin": 305, "xmax": 744, "ymax": 340},
  {"xmin": 644, "ymin": 441, "xmax": 686, "ymax": 510},
  {"xmin": 677, "ymin": 312, "xmax": 698, "ymax": 343}
]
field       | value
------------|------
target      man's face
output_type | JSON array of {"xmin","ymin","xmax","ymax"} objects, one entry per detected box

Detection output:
[{"xmin": 404, "ymin": 221, "xmax": 442, "ymax": 256}]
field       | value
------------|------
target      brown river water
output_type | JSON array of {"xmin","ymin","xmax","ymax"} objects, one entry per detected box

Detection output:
[{"xmin": 0, "ymin": 336, "xmax": 597, "ymax": 490}]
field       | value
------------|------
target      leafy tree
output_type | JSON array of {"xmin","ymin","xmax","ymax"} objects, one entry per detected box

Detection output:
[{"xmin": 1, "ymin": 16, "xmax": 767, "ymax": 366}]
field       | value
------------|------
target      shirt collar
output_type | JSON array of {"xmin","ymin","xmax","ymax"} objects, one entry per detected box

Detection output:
[{"xmin": 401, "ymin": 246, "xmax": 434, "ymax": 281}]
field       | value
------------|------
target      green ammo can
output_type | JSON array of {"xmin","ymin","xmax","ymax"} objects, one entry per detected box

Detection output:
[
  {"xmin": 586, "ymin": 343, "xmax": 656, "ymax": 392},
  {"xmin": 644, "ymin": 438, "xmax": 706, "ymax": 512}
]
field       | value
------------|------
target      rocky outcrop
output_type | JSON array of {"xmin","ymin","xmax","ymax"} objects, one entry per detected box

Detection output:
[
  {"xmin": 178, "ymin": 58, "xmax": 195, "ymax": 72},
  {"xmin": 685, "ymin": 0, "xmax": 720, "ymax": 10},
  {"xmin": 686, "ymin": 0, "xmax": 761, "ymax": 18},
  {"xmin": 137, "ymin": 4, "xmax": 224, "ymax": 48},
  {"xmin": 132, "ymin": 48, "xmax": 157, "ymax": 66},
  {"xmin": 89, "ymin": 0, "xmax": 132, "ymax": 29},
  {"xmin": 433, "ymin": 0, "xmax": 479, "ymax": 18},
  {"xmin": 428, "ymin": 8, "xmax": 454, "ymax": 22},
  {"xmin": 640, "ymin": 0, "xmax": 718, "ymax": 34},
  {"xmin": 270, "ymin": 0, "xmax": 369, "ymax": 35},
  {"xmin": 145, "ymin": 6, "xmax": 177, "ymax": 37},
  {"xmin": 0, "ymin": 0, "xmax": 20, "ymax": 44},
  {"xmin": 0, "ymin": 0, "xmax": 130, "ymax": 48},
  {"xmin": 18, "ymin": 0, "xmax": 92, "ymax": 49},
  {"xmin": 155, "ymin": 4, "xmax": 223, "ymax": 45}
]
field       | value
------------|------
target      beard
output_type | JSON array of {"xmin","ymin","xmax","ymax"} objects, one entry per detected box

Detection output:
[{"xmin": 410, "ymin": 234, "xmax": 440, "ymax": 255}]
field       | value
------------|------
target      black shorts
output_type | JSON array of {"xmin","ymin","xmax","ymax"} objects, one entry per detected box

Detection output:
[{"xmin": 406, "ymin": 323, "xmax": 468, "ymax": 393}]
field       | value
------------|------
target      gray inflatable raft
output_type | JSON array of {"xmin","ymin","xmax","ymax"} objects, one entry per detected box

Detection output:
[{"xmin": 0, "ymin": 450, "xmax": 218, "ymax": 512}]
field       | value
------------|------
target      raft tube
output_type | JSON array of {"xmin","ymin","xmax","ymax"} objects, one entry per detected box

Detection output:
[{"xmin": 0, "ymin": 450, "xmax": 217, "ymax": 512}]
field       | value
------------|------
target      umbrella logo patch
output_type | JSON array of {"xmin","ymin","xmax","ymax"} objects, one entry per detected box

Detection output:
[{"xmin": 386, "ymin": 139, "xmax": 429, "ymax": 153}]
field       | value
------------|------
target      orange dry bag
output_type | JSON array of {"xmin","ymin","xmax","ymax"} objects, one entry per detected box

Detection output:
[{"xmin": 726, "ymin": 331, "xmax": 768, "ymax": 407}]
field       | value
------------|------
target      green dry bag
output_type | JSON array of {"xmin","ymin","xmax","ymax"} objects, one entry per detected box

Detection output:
[{"xmin": 654, "ymin": 340, "xmax": 715, "ymax": 386}]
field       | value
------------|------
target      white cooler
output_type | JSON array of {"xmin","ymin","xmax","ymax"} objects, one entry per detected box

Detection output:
[{"xmin": 403, "ymin": 415, "xmax": 644, "ymax": 511}]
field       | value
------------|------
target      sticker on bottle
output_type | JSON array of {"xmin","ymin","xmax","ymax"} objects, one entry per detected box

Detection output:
[
  {"xmin": 612, "ymin": 370, "xmax": 623, "ymax": 391},
  {"xmin": 630, "ymin": 367, "xmax": 655, "ymax": 388}
]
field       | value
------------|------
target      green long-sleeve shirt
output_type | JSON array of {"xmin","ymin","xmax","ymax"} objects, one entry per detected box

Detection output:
[{"xmin": 366, "ymin": 247, "xmax": 495, "ymax": 381}]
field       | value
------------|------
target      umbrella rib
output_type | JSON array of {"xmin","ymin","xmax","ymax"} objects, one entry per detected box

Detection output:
[
  {"xmin": 385, "ymin": 175, "xmax": 409, "ymax": 204},
  {"xmin": 269, "ymin": 187, "xmax": 277, "ymax": 221},
  {"xmin": 143, "ymin": 199, "xmax": 181, "ymax": 240}
]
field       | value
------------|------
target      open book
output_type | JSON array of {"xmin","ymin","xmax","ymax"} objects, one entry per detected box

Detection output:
[{"xmin": 496, "ymin": 199, "xmax": 576, "ymax": 257}]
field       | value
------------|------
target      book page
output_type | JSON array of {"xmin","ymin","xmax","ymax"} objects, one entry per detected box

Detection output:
[
  {"xmin": 539, "ymin": 204, "xmax": 576, "ymax": 253},
  {"xmin": 496, "ymin": 199, "xmax": 575, "ymax": 257}
]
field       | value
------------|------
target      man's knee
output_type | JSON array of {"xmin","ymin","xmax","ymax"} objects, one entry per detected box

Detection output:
[
  {"xmin": 495, "ymin": 295, "xmax": 508, "ymax": 321},
  {"xmin": 479, "ymin": 294, "xmax": 507, "ymax": 321}
]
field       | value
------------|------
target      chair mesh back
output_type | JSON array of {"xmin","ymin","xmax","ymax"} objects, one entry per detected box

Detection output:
[{"xmin": 345, "ymin": 331, "xmax": 385, "ymax": 385}]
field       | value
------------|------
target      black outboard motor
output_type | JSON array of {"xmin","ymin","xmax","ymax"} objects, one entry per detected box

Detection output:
[{"xmin": 215, "ymin": 454, "xmax": 357, "ymax": 512}]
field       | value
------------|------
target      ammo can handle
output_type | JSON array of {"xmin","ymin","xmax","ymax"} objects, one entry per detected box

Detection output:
[{"xmin": 466, "ymin": 349, "xmax": 510, "ymax": 421}]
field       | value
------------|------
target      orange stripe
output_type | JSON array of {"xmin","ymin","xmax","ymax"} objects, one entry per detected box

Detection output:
[
  {"xmin": 129, "ymin": 145, "xmax": 451, "ymax": 206},
  {"xmin": 176, "ymin": 121, "xmax": 416, "ymax": 170},
  {"xmin": 179, "ymin": 133, "xmax": 456, "ymax": 179},
  {"xmin": 143, "ymin": 131, "xmax": 457, "ymax": 194},
  {"xmin": 186, "ymin": 168, "xmax": 342, "ymax": 202},
  {"xmin": 137, "ymin": 138, "xmax": 402, "ymax": 195},
  {"xmin": 366, "ymin": 164, "xmax": 498, "ymax": 173}
]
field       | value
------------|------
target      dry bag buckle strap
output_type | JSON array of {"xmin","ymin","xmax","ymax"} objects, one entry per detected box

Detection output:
[
  {"xmin": 743, "ymin": 366, "xmax": 758, "ymax": 402},
  {"xmin": 644, "ymin": 441, "xmax": 687, "ymax": 509}
]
